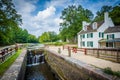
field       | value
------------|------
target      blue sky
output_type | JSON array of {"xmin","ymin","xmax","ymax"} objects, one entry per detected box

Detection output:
[{"xmin": 13, "ymin": 0, "xmax": 120, "ymax": 37}]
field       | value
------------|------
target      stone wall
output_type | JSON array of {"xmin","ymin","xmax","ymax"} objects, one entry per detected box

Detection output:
[
  {"xmin": 45, "ymin": 49, "xmax": 119, "ymax": 80},
  {"xmin": 1, "ymin": 49, "xmax": 27, "ymax": 80}
]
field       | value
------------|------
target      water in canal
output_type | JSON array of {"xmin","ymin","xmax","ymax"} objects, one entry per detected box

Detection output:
[{"xmin": 24, "ymin": 50, "xmax": 57, "ymax": 80}]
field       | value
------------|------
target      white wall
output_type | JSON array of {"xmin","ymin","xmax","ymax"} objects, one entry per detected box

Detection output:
[
  {"xmin": 78, "ymin": 34, "xmax": 80, "ymax": 48},
  {"xmin": 78, "ymin": 32, "xmax": 103, "ymax": 48}
]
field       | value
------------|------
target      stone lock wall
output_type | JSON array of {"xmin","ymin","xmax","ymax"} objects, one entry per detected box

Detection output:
[{"xmin": 45, "ymin": 49, "xmax": 119, "ymax": 80}]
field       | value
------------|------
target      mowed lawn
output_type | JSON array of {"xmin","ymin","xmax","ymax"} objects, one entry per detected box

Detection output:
[{"xmin": 0, "ymin": 49, "xmax": 22, "ymax": 77}]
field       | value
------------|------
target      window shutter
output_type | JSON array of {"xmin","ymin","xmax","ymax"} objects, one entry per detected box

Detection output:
[
  {"xmin": 91, "ymin": 33, "xmax": 93, "ymax": 38},
  {"xmin": 107, "ymin": 35, "xmax": 108, "ymax": 39},
  {"xmin": 99, "ymin": 32, "xmax": 100, "ymax": 37},
  {"xmin": 112, "ymin": 34, "xmax": 114, "ymax": 39},
  {"xmin": 91, "ymin": 42, "xmax": 93, "ymax": 47}
]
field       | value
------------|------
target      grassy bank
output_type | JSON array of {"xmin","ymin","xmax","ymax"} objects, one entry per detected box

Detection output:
[
  {"xmin": 44, "ymin": 42, "xmax": 69, "ymax": 46},
  {"xmin": 0, "ymin": 49, "xmax": 22, "ymax": 77}
]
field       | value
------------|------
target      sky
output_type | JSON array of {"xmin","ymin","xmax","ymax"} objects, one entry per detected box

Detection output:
[{"xmin": 13, "ymin": 0, "xmax": 120, "ymax": 37}]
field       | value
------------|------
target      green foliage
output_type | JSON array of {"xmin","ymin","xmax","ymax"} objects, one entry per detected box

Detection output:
[
  {"xmin": 0, "ymin": 49, "xmax": 22, "ymax": 76},
  {"xmin": 110, "ymin": 4, "xmax": 120, "ymax": 25},
  {"xmin": 53, "ymin": 42, "xmax": 63, "ymax": 46},
  {"xmin": 103, "ymin": 67, "xmax": 120, "ymax": 77},
  {"xmin": 94, "ymin": 4, "xmax": 120, "ymax": 25},
  {"xmin": 38, "ymin": 31, "xmax": 59, "ymax": 43},
  {"xmin": 59, "ymin": 5, "xmax": 93, "ymax": 43},
  {"xmin": 0, "ymin": 0, "xmax": 22, "ymax": 45}
]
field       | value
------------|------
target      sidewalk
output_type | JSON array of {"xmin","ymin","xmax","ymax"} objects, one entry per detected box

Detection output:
[{"xmin": 48, "ymin": 46, "xmax": 120, "ymax": 71}]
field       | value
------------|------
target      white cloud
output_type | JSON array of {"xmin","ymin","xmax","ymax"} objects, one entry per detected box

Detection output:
[
  {"xmin": 34, "ymin": 6, "xmax": 55, "ymax": 20},
  {"xmin": 14, "ymin": 0, "xmax": 62, "ymax": 37},
  {"xmin": 13, "ymin": 0, "xmax": 119, "ymax": 37}
]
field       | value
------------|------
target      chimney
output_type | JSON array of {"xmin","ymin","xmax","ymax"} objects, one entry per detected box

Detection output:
[
  {"xmin": 104, "ymin": 12, "xmax": 109, "ymax": 24},
  {"xmin": 82, "ymin": 21, "xmax": 86, "ymax": 30}
]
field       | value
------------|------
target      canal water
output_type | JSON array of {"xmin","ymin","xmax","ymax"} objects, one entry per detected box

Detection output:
[
  {"xmin": 25, "ymin": 63, "xmax": 57, "ymax": 80},
  {"xmin": 24, "ymin": 45, "xmax": 58, "ymax": 80}
]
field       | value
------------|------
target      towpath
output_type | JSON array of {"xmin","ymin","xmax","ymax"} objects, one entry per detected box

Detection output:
[{"xmin": 47, "ymin": 46, "xmax": 120, "ymax": 72}]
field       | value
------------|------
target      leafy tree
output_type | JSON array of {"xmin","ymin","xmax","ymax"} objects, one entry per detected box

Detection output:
[
  {"xmin": 110, "ymin": 4, "xmax": 120, "ymax": 25},
  {"xmin": 94, "ymin": 4, "xmax": 120, "ymax": 25},
  {"xmin": 0, "ymin": 0, "xmax": 22, "ymax": 45},
  {"xmin": 94, "ymin": 5, "xmax": 112, "ymax": 22},
  {"xmin": 38, "ymin": 31, "xmax": 59, "ymax": 43},
  {"xmin": 28, "ymin": 34, "xmax": 38, "ymax": 43},
  {"xmin": 59, "ymin": 5, "xmax": 93, "ymax": 43}
]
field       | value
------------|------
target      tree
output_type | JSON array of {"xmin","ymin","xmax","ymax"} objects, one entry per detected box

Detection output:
[
  {"xmin": 94, "ymin": 4, "xmax": 120, "ymax": 25},
  {"xmin": 0, "ymin": 0, "xmax": 22, "ymax": 45},
  {"xmin": 38, "ymin": 31, "xmax": 59, "ymax": 43},
  {"xmin": 59, "ymin": 5, "xmax": 93, "ymax": 43},
  {"xmin": 94, "ymin": 5, "xmax": 112, "ymax": 22},
  {"xmin": 28, "ymin": 34, "xmax": 38, "ymax": 43},
  {"xmin": 110, "ymin": 4, "xmax": 120, "ymax": 25}
]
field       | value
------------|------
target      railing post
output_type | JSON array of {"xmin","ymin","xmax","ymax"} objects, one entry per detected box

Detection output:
[
  {"xmin": 84, "ymin": 48, "xmax": 87, "ymax": 55},
  {"xmin": 68, "ymin": 46, "xmax": 71, "ymax": 57},
  {"xmin": 97, "ymin": 49, "xmax": 99, "ymax": 58},
  {"xmin": 58, "ymin": 48, "xmax": 61, "ymax": 54}
]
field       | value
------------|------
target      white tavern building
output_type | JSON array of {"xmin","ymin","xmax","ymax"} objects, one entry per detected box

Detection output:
[{"xmin": 78, "ymin": 12, "xmax": 120, "ymax": 48}]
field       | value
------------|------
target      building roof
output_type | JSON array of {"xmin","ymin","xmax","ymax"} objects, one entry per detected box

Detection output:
[
  {"xmin": 78, "ymin": 21, "xmax": 104, "ymax": 34},
  {"xmin": 104, "ymin": 26, "xmax": 120, "ymax": 33}
]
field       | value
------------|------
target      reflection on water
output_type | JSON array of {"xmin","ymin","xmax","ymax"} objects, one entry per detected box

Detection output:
[{"xmin": 25, "ymin": 63, "xmax": 57, "ymax": 80}]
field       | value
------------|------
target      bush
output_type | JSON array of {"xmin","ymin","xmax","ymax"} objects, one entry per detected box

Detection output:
[
  {"xmin": 103, "ymin": 67, "xmax": 120, "ymax": 77},
  {"xmin": 54, "ymin": 42, "xmax": 63, "ymax": 46}
]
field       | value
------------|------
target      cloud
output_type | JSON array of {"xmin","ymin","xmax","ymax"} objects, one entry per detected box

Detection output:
[
  {"xmin": 14, "ymin": 0, "xmax": 62, "ymax": 37},
  {"xmin": 13, "ymin": 0, "xmax": 119, "ymax": 37}
]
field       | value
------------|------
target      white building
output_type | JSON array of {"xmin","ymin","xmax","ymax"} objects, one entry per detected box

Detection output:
[{"xmin": 78, "ymin": 12, "xmax": 120, "ymax": 48}]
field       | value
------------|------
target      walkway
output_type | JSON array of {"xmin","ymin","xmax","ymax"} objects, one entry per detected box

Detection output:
[{"xmin": 47, "ymin": 46, "xmax": 120, "ymax": 71}]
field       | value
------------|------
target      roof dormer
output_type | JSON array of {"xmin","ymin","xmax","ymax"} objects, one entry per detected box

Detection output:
[
  {"xmin": 82, "ymin": 21, "xmax": 90, "ymax": 31},
  {"xmin": 92, "ymin": 22, "xmax": 97, "ymax": 29}
]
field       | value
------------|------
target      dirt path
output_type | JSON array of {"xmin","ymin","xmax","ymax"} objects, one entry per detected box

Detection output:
[{"xmin": 47, "ymin": 46, "xmax": 120, "ymax": 71}]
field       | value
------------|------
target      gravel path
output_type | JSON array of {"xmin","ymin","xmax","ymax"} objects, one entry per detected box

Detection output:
[{"xmin": 47, "ymin": 46, "xmax": 120, "ymax": 71}]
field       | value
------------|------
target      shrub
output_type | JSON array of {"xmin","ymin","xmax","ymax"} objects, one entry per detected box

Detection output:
[{"xmin": 103, "ymin": 67, "xmax": 120, "ymax": 77}]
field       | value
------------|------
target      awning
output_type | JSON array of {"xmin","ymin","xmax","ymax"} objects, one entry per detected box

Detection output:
[
  {"xmin": 98, "ymin": 39, "xmax": 107, "ymax": 42},
  {"xmin": 99, "ymin": 38, "xmax": 120, "ymax": 42}
]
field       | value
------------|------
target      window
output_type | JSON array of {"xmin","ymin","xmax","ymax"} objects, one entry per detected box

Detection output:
[
  {"xmin": 107, "ymin": 34, "xmax": 114, "ymax": 40},
  {"xmin": 92, "ymin": 22, "xmax": 97, "ymax": 29},
  {"xmin": 87, "ymin": 33, "xmax": 93, "ymax": 38},
  {"xmin": 87, "ymin": 41, "xmax": 93, "ymax": 47},
  {"xmin": 82, "ymin": 41, "xmax": 85, "ymax": 47},
  {"xmin": 99, "ymin": 32, "xmax": 104, "ymax": 38},
  {"xmin": 81, "ymin": 34, "xmax": 85, "ymax": 38}
]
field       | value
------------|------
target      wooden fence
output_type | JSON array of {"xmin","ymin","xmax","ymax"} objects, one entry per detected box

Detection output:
[
  {"xmin": 0, "ymin": 44, "xmax": 24, "ymax": 64},
  {"xmin": 86, "ymin": 48, "xmax": 120, "ymax": 63},
  {"xmin": 63, "ymin": 45, "xmax": 120, "ymax": 63}
]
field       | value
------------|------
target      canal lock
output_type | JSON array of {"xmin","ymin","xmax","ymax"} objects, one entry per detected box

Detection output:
[{"xmin": 24, "ymin": 49, "xmax": 60, "ymax": 80}]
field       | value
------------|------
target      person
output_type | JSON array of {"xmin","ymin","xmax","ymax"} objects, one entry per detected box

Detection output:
[{"xmin": 72, "ymin": 47, "xmax": 77, "ymax": 53}]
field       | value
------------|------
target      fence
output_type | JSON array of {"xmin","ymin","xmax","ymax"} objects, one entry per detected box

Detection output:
[
  {"xmin": 63, "ymin": 45, "xmax": 120, "ymax": 63},
  {"xmin": 86, "ymin": 48, "xmax": 120, "ymax": 63},
  {"xmin": 0, "ymin": 44, "xmax": 24, "ymax": 64}
]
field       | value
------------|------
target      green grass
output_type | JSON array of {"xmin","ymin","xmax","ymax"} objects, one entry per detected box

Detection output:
[
  {"xmin": 103, "ymin": 67, "xmax": 120, "ymax": 78},
  {"xmin": 44, "ymin": 42, "xmax": 69, "ymax": 46},
  {"xmin": 0, "ymin": 49, "xmax": 22, "ymax": 76}
]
